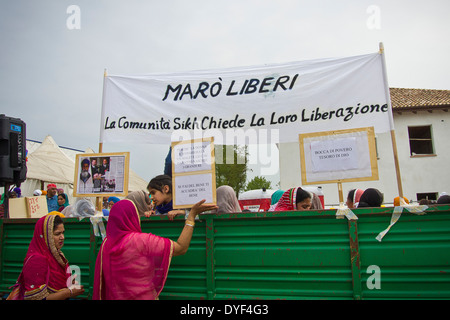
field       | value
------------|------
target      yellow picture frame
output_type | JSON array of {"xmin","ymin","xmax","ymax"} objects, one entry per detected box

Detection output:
[
  {"xmin": 171, "ymin": 137, "xmax": 217, "ymax": 209},
  {"xmin": 299, "ymin": 127, "xmax": 379, "ymax": 185},
  {"xmin": 73, "ymin": 152, "xmax": 130, "ymax": 197}
]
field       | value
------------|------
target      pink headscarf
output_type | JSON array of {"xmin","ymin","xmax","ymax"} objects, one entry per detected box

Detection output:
[
  {"xmin": 93, "ymin": 199, "xmax": 173, "ymax": 300},
  {"xmin": 8, "ymin": 215, "xmax": 70, "ymax": 300},
  {"xmin": 353, "ymin": 189, "xmax": 364, "ymax": 207}
]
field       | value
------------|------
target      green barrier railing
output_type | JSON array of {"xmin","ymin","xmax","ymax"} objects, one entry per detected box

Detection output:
[{"xmin": 1, "ymin": 205, "xmax": 450, "ymax": 299}]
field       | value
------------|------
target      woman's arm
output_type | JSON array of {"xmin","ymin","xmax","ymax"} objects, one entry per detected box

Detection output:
[
  {"xmin": 46, "ymin": 285, "xmax": 85, "ymax": 300},
  {"xmin": 172, "ymin": 200, "xmax": 218, "ymax": 256},
  {"xmin": 22, "ymin": 255, "xmax": 84, "ymax": 300}
]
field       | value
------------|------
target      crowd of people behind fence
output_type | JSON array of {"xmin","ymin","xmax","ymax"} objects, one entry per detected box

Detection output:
[{"xmin": 1, "ymin": 177, "xmax": 450, "ymax": 219}]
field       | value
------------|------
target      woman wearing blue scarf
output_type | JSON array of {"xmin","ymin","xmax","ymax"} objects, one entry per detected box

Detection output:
[
  {"xmin": 268, "ymin": 189, "xmax": 285, "ymax": 211},
  {"xmin": 57, "ymin": 193, "xmax": 70, "ymax": 212},
  {"xmin": 108, "ymin": 196, "xmax": 121, "ymax": 209}
]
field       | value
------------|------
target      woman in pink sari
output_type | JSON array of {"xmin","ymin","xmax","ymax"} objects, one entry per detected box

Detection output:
[
  {"xmin": 7, "ymin": 214, "xmax": 84, "ymax": 300},
  {"xmin": 93, "ymin": 198, "xmax": 217, "ymax": 300}
]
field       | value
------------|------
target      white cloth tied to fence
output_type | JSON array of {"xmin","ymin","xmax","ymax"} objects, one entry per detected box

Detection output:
[
  {"xmin": 376, "ymin": 199, "xmax": 428, "ymax": 242},
  {"xmin": 336, "ymin": 202, "xmax": 358, "ymax": 220}
]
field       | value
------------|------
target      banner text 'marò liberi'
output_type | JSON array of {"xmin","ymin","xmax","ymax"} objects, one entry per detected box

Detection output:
[{"xmin": 161, "ymin": 74, "xmax": 299, "ymax": 102}]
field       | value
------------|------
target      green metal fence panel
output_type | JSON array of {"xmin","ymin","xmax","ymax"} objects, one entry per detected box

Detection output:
[
  {"xmin": 0, "ymin": 220, "xmax": 34, "ymax": 295},
  {"xmin": 211, "ymin": 212, "xmax": 353, "ymax": 299},
  {"xmin": 141, "ymin": 219, "xmax": 209, "ymax": 300},
  {"xmin": 1, "ymin": 205, "xmax": 450, "ymax": 300},
  {"xmin": 62, "ymin": 219, "xmax": 96, "ymax": 299},
  {"xmin": 356, "ymin": 207, "xmax": 450, "ymax": 299}
]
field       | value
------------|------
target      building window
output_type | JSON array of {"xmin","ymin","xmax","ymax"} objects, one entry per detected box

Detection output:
[
  {"xmin": 408, "ymin": 125, "xmax": 434, "ymax": 156},
  {"xmin": 417, "ymin": 192, "xmax": 438, "ymax": 202}
]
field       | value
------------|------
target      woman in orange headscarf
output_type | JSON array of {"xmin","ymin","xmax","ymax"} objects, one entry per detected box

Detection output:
[{"xmin": 394, "ymin": 196, "xmax": 409, "ymax": 206}]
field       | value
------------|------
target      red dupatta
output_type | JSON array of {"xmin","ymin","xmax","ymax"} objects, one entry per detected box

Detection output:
[
  {"xmin": 93, "ymin": 199, "xmax": 173, "ymax": 300},
  {"xmin": 8, "ymin": 215, "xmax": 70, "ymax": 300},
  {"xmin": 273, "ymin": 188, "xmax": 299, "ymax": 211}
]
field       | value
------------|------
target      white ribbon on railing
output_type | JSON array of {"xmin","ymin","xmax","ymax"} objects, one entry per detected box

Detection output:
[
  {"xmin": 77, "ymin": 214, "xmax": 109, "ymax": 240},
  {"xmin": 376, "ymin": 199, "xmax": 428, "ymax": 242},
  {"xmin": 89, "ymin": 215, "xmax": 108, "ymax": 240},
  {"xmin": 336, "ymin": 203, "xmax": 358, "ymax": 220}
]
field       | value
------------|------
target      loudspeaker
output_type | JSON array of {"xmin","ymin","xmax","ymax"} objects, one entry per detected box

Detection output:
[{"xmin": 0, "ymin": 114, "xmax": 27, "ymax": 187}]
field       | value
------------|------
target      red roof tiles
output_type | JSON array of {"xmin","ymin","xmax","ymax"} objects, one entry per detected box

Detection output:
[{"xmin": 390, "ymin": 88, "xmax": 450, "ymax": 110}]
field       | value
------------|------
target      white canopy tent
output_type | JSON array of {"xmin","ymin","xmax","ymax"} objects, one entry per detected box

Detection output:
[{"xmin": 22, "ymin": 136, "xmax": 76, "ymax": 202}]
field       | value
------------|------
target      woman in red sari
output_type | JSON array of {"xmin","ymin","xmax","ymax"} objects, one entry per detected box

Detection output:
[
  {"xmin": 7, "ymin": 214, "xmax": 84, "ymax": 300},
  {"xmin": 93, "ymin": 198, "xmax": 217, "ymax": 300},
  {"xmin": 273, "ymin": 187, "xmax": 312, "ymax": 211}
]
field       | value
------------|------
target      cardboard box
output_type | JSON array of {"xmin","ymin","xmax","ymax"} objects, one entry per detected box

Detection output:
[
  {"xmin": 26, "ymin": 196, "xmax": 49, "ymax": 218},
  {"xmin": 8, "ymin": 197, "xmax": 28, "ymax": 218},
  {"xmin": 8, "ymin": 196, "xmax": 48, "ymax": 218}
]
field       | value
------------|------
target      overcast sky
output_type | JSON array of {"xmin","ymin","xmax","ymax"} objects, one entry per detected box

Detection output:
[{"xmin": 1, "ymin": 0, "xmax": 449, "ymax": 187}]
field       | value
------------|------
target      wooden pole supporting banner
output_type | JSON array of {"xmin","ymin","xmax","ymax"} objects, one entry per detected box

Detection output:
[
  {"xmin": 337, "ymin": 181, "xmax": 344, "ymax": 204},
  {"xmin": 390, "ymin": 129, "xmax": 404, "ymax": 198},
  {"xmin": 95, "ymin": 69, "xmax": 107, "ymax": 212},
  {"xmin": 96, "ymin": 141, "xmax": 103, "ymax": 212},
  {"xmin": 379, "ymin": 43, "xmax": 404, "ymax": 198}
]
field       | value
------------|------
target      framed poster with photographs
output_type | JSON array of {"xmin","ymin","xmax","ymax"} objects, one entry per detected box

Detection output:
[{"xmin": 73, "ymin": 152, "xmax": 130, "ymax": 197}]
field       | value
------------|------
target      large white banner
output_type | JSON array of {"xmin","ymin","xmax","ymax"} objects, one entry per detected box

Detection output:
[{"xmin": 100, "ymin": 52, "xmax": 393, "ymax": 145}]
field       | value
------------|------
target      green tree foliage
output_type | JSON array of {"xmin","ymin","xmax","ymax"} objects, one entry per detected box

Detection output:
[
  {"xmin": 245, "ymin": 176, "xmax": 272, "ymax": 191},
  {"xmin": 215, "ymin": 145, "xmax": 248, "ymax": 195}
]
